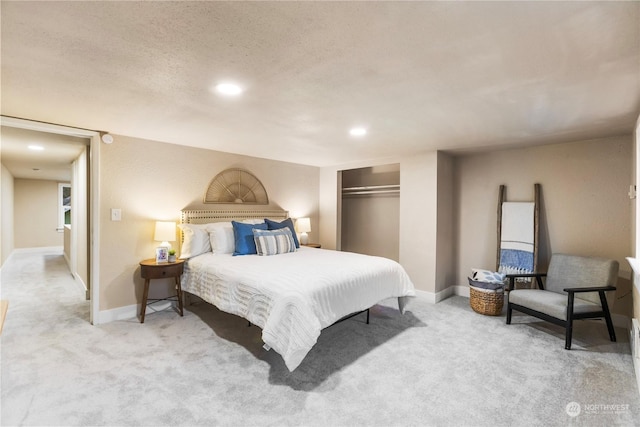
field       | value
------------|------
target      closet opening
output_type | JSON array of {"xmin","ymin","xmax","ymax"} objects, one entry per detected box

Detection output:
[{"xmin": 339, "ymin": 163, "xmax": 400, "ymax": 261}]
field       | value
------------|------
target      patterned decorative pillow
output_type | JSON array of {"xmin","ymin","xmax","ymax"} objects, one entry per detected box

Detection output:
[
  {"xmin": 471, "ymin": 268, "xmax": 506, "ymax": 284},
  {"xmin": 253, "ymin": 228, "xmax": 297, "ymax": 256}
]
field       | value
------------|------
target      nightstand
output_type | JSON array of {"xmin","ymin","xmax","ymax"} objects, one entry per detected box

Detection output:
[
  {"xmin": 139, "ymin": 258, "xmax": 185, "ymax": 323},
  {"xmin": 301, "ymin": 243, "xmax": 321, "ymax": 248}
]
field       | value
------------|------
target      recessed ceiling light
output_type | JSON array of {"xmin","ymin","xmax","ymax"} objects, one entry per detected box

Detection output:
[
  {"xmin": 349, "ymin": 127, "xmax": 367, "ymax": 137},
  {"xmin": 215, "ymin": 83, "xmax": 243, "ymax": 96},
  {"xmin": 28, "ymin": 145, "xmax": 44, "ymax": 151}
]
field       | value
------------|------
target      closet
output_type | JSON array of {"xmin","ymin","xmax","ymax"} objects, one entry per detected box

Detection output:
[{"xmin": 339, "ymin": 163, "xmax": 400, "ymax": 261}]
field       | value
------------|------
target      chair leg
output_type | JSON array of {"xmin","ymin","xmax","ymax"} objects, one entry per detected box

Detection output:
[
  {"xmin": 565, "ymin": 322, "xmax": 573, "ymax": 350},
  {"xmin": 506, "ymin": 303, "xmax": 512, "ymax": 324},
  {"xmin": 599, "ymin": 291, "xmax": 617, "ymax": 342},
  {"xmin": 565, "ymin": 294, "xmax": 575, "ymax": 350}
]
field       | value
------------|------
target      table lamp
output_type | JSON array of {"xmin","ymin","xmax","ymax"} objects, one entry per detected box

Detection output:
[
  {"xmin": 296, "ymin": 217, "xmax": 311, "ymax": 245},
  {"xmin": 154, "ymin": 221, "xmax": 176, "ymax": 250}
]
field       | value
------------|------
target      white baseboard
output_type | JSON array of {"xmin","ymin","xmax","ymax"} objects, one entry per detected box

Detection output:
[
  {"xmin": 414, "ymin": 285, "xmax": 469, "ymax": 303},
  {"xmin": 73, "ymin": 272, "xmax": 88, "ymax": 294},
  {"xmin": 95, "ymin": 303, "xmax": 136, "ymax": 323},
  {"xmin": 435, "ymin": 286, "xmax": 455, "ymax": 302},
  {"xmin": 452, "ymin": 285, "xmax": 470, "ymax": 298},
  {"xmin": 413, "ymin": 289, "xmax": 436, "ymax": 303},
  {"xmin": 13, "ymin": 246, "xmax": 63, "ymax": 254},
  {"xmin": 96, "ymin": 301, "xmax": 175, "ymax": 324},
  {"xmin": 413, "ymin": 287, "xmax": 456, "ymax": 303}
]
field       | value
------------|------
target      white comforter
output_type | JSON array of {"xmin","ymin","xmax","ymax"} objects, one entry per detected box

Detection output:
[{"xmin": 181, "ymin": 247, "xmax": 416, "ymax": 371}]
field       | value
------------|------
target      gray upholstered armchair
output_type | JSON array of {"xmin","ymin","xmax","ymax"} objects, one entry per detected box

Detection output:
[{"xmin": 506, "ymin": 254, "xmax": 618, "ymax": 349}]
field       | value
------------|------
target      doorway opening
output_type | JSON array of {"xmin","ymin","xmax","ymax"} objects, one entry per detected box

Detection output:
[{"xmin": 1, "ymin": 116, "xmax": 101, "ymax": 324}]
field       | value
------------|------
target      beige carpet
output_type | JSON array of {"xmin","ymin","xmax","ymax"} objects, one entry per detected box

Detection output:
[{"xmin": 1, "ymin": 249, "xmax": 639, "ymax": 426}]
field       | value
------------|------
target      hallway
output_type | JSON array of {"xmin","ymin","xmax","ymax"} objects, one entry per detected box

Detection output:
[{"xmin": 1, "ymin": 249, "xmax": 88, "ymax": 328}]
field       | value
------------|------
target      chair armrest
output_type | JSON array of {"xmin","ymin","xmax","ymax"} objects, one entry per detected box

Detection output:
[
  {"xmin": 506, "ymin": 273, "xmax": 547, "ymax": 278},
  {"xmin": 563, "ymin": 286, "xmax": 617, "ymax": 293},
  {"xmin": 506, "ymin": 273, "xmax": 546, "ymax": 291}
]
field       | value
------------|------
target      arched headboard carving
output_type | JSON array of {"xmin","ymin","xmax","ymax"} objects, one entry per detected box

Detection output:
[{"xmin": 204, "ymin": 168, "xmax": 269, "ymax": 204}]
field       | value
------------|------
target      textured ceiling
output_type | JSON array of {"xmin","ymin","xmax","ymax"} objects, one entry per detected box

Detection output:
[
  {"xmin": 1, "ymin": 1, "xmax": 639, "ymax": 169},
  {"xmin": 1, "ymin": 126, "xmax": 87, "ymax": 181}
]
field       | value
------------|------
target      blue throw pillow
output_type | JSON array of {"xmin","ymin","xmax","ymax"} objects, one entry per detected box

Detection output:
[
  {"xmin": 232, "ymin": 221, "xmax": 268, "ymax": 256},
  {"xmin": 264, "ymin": 218, "xmax": 300, "ymax": 248}
]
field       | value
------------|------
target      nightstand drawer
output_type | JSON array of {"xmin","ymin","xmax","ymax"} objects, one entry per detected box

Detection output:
[{"xmin": 140, "ymin": 262, "xmax": 184, "ymax": 279}]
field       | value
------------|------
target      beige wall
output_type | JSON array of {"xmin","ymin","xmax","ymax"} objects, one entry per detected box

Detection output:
[
  {"xmin": 98, "ymin": 135, "xmax": 320, "ymax": 311},
  {"xmin": 14, "ymin": 179, "xmax": 64, "ymax": 248},
  {"xmin": 454, "ymin": 135, "xmax": 633, "ymax": 316},
  {"xmin": 436, "ymin": 151, "xmax": 455, "ymax": 294},
  {"xmin": 1, "ymin": 164, "xmax": 15, "ymax": 265},
  {"xmin": 319, "ymin": 166, "xmax": 341, "ymax": 250},
  {"xmin": 399, "ymin": 152, "xmax": 439, "ymax": 294},
  {"xmin": 63, "ymin": 225, "xmax": 71, "ymax": 262}
]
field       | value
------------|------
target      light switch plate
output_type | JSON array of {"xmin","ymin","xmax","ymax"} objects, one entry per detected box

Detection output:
[{"xmin": 111, "ymin": 208, "xmax": 121, "ymax": 221}]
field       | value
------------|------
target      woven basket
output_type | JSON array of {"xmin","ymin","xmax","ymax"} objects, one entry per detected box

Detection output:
[{"xmin": 469, "ymin": 285, "xmax": 504, "ymax": 316}]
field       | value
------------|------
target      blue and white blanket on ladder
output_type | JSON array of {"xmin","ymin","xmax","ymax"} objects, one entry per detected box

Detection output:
[{"xmin": 499, "ymin": 202, "xmax": 535, "ymax": 275}]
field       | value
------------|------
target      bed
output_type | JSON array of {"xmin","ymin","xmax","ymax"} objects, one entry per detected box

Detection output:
[{"xmin": 179, "ymin": 209, "xmax": 416, "ymax": 371}]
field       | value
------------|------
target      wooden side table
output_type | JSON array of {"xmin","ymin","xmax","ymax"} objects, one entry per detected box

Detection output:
[
  {"xmin": 301, "ymin": 243, "xmax": 321, "ymax": 248},
  {"xmin": 139, "ymin": 258, "xmax": 185, "ymax": 323}
]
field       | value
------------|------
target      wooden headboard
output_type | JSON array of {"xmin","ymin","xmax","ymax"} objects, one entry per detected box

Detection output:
[{"xmin": 181, "ymin": 209, "xmax": 289, "ymax": 225}]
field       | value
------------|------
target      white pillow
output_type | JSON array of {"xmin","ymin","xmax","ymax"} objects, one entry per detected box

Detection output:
[
  {"xmin": 178, "ymin": 224, "xmax": 212, "ymax": 259},
  {"xmin": 241, "ymin": 218, "xmax": 265, "ymax": 225},
  {"xmin": 207, "ymin": 222, "xmax": 235, "ymax": 254}
]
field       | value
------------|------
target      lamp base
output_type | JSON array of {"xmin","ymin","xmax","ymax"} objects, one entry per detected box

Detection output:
[{"xmin": 300, "ymin": 232, "xmax": 309, "ymax": 245}]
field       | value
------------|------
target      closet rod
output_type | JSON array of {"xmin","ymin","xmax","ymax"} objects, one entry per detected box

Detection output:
[
  {"xmin": 342, "ymin": 184, "xmax": 400, "ymax": 192},
  {"xmin": 343, "ymin": 189, "xmax": 400, "ymax": 196}
]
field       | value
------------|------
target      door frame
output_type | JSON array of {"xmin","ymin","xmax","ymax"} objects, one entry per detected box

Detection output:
[{"xmin": 0, "ymin": 116, "xmax": 101, "ymax": 324}]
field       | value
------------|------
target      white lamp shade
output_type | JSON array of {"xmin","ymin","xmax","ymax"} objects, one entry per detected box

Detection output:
[
  {"xmin": 154, "ymin": 221, "xmax": 176, "ymax": 244},
  {"xmin": 296, "ymin": 218, "xmax": 311, "ymax": 245},
  {"xmin": 296, "ymin": 217, "xmax": 311, "ymax": 233}
]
